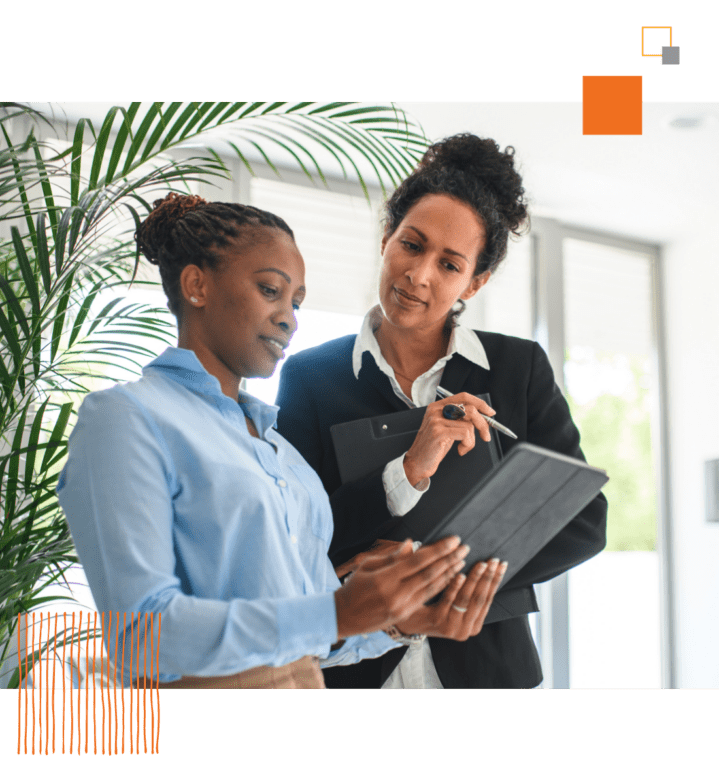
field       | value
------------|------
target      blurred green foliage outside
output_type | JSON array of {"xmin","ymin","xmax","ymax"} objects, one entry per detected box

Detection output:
[{"xmin": 565, "ymin": 351, "xmax": 657, "ymax": 552}]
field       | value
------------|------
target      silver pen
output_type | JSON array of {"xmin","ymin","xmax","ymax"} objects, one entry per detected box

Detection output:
[{"xmin": 436, "ymin": 385, "xmax": 518, "ymax": 440}]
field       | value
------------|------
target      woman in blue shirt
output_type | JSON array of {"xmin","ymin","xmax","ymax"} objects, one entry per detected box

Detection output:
[{"xmin": 57, "ymin": 192, "xmax": 506, "ymax": 689}]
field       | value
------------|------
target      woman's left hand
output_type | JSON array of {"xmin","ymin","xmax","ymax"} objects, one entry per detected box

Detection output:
[{"xmin": 394, "ymin": 558, "xmax": 508, "ymax": 641}]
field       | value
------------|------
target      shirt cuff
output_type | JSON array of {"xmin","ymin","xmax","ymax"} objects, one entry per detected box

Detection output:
[
  {"xmin": 382, "ymin": 453, "xmax": 430, "ymax": 517},
  {"xmin": 275, "ymin": 591, "xmax": 338, "ymax": 659},
  {"xmin": 320, "ymin": 630, "xmax": 399, "ymax": 668}
]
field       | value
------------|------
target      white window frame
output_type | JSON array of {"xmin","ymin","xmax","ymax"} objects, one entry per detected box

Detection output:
[{"xmin": 531, "ymin": 217, "xmax": 674, "ymax": 689}]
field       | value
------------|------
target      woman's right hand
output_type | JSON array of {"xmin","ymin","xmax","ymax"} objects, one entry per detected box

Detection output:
[
  {"xmin": 334, "ymin": 537, "xmax": 469, "ymax": 640},
  {"xmin": 403, "ymin": 393, "xmax": 497, "ymax": 487}
]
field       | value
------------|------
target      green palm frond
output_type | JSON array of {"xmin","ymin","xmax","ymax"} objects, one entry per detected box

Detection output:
[
  {"xmin": 0, "ymin": 100, "xmax": 428, "ymax": 686},
  {"xmin": 59, "ymin": 102, "xmax": 427, "ymax": 201}
]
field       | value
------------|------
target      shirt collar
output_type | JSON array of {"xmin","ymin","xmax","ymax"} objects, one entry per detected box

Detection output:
[
  {"xmin": 351, "ymin": 305, "xmax": 490, "ymax": 379},
  {"xmin": 144, "ymin": 347, "xmax": 280, "ymax": 434}
]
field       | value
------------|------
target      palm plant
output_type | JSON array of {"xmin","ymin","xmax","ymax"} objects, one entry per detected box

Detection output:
[{"xmin": 0, "ymin": 101, "xmax": 428, "ymax": 687}]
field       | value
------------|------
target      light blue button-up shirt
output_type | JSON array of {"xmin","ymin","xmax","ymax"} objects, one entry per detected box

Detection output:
[{"xmin": 57, "ymin": 347, "xmax": 395, "ymax": 685}]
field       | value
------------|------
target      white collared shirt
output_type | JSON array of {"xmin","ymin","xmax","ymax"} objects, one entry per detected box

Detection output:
[
  {"xmin": 352, "ymin": 305, "xmax": 491, "ymax": 689},
  {"xmin": 352, "ymin": 305, "xmax": 490, "ymax": 517}
]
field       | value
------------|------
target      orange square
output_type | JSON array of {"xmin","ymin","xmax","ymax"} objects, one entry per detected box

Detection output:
[{"xmin": 583, "ymin": 76, "xmax": 642, "ymax": 135}]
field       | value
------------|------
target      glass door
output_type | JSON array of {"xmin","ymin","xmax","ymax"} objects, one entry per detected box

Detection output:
[{"xmin": 562, "ymin": 235, "xmax": 663, "ymax": 687}]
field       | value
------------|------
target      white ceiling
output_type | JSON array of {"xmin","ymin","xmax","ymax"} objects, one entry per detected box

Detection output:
[
  {"xmin": 398, "ymin": 102, "xmax": 719, "ymax": 246},
  {"xmin": 34, "ymin": 101, "xmax": 719, "ymax": 247}
]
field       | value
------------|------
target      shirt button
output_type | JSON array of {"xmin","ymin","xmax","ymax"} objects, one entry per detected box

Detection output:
[
  {"xmin": 361, "ymin": 634, "xmax": 369, "ymax": 639},
  {"xmin": 291, "ymin": 534, "xmax": 298, "ymax": 544},
  {"xmin": 277, "ymin": 479, "xmax": 287, "ymax": 487}
]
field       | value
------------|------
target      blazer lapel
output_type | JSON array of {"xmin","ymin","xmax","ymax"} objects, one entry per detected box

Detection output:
[
  {"xmin": 438, "ymin": 353, "xmax": 491, "ymax": 400},
  {"xmin": 357, "ymin": 351, "xmax": 410, "ymax": 413}
]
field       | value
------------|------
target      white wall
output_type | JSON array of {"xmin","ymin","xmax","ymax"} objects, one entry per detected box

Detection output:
[{"xmin": 663, "ymin": 232, "xmax": 719, "ymax": 687}]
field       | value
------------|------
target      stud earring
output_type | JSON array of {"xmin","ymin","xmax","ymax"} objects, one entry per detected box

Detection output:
[{"xmin": 190, "ymin": 296, "xmax": 198, "ymax": 304}]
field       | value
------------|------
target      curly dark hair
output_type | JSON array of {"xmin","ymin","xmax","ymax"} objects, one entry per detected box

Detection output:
[
  {"xmin": 384, "ymin": 133, "xmax": 529, "ymax": 278},
  {"xmin": 135, "ymin": 192, "xmax": 294, "ymax": 317}
]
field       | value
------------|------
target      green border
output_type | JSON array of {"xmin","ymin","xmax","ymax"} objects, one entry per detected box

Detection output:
[{"xmin": 0, "ymin": 0, "xmax": 719, "ymax": 768}]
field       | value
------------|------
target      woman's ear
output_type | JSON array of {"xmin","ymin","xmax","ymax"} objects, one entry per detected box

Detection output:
[
  {"xmin": 180, "ymin": 264, "xmax": 208, "ymax": 308},
  {"xmin": 380, "ymin": 233, "xmax": 389, "ymax": 256},
  {"xmin": 461, "ymin": 271, "xmax": 491, "ymax": 301}
]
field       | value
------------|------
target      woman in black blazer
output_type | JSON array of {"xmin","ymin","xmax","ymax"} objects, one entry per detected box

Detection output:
[{"xmin": 275, "ymin": 134, "xmax": 608, "ymax": 688}]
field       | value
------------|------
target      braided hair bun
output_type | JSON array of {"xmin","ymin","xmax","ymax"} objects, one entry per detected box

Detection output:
[
  {"xmin": 136, "ymin": 193, "xmax": 208, "ymax": 266},
  {"xmin": 134, "ymin": 192, "xmax": 294, "ymax": 317},
  {"xmin": 384, "ymin": 132, "xmax": 529, "ymax": 276}
]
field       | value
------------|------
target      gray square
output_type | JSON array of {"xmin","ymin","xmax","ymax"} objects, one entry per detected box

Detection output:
[{"xmin": 662, "ymin": 46, "xmax": 680, "ymax": 65}]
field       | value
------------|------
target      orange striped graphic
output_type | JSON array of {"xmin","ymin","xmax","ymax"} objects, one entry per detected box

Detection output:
[
  {"xmin": 156, "ymin": 614, "xmax": 161, "ymax": 753},
  {"xmin": 52, "ymin": 612, "xmax": 57, "ymax": 753},
  {"xmin": 77, "ymin": 611, "xmax": 81, "ymax": 756},
  {"xmin": 31, "ymin": 611, "xmax": 35, "ymax": 754},
  {"xmin": 16, "ymin": 611, "xmax": 162, "ymax": 755},
  {"xmin": 62, "ymin": 613, "xmax": 67, "ymax": 754},
  {"xmin": 120, "ymin": 611, "xmax": 125, "ymax": 755},
  {"xmin": 17, "ymin": 614, "xmax": 21, "ymax": 755},
  {"xmin": 33, "ymin": 614, "xmax": 42, "ymax": 755},
  {"xmin": 129, "ymin": 612, "xmax": 134, "ymax": 755},
  {"xmin": 114, "ymin": 612, "xmax": 119, "ymax": 755},
  {"xmin": 103, "ymin": 613, "xmax": 108, "ymax": 754}
]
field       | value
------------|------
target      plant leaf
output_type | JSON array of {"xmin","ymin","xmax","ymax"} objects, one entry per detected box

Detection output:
[
  {"xmin": 34, "ymin": 213, "xmax": 52, "ymax": 294},
  {"xmin": 67, "ymin": 283, "xmax": 104, "ymax": 347},
  {"xmin": 70, "ymin": 118, "xmax": 88, "ymax": 206},
  {"xmin": 0, "ymin": 271, "xmax": 30, "ymax": 338},
  {"xmin": 121, "ymin": 102, "xmax": 161, "ymax": 174},
  {"xmin": 50, "ymin": 268, "xmax": 75, "ymax": 361},
  {"xmin": 23, "ymin": 398, "xmax": 50, "ymax": 489},
  {"xmin": 40, "ymin": 401, "xmax": 73, "ymax": 473},
  {"xmin": 178, "ymin": 102, "xmax": 214, "ymax": 142},
  {"xmin": 88, "ymin": 106, "xmax": 123, "ymax": 190},
  {"xmin": 104, "ymin": 103, "xmax": 140, "ymax": 185},
  {"xmin": 140, "ymin": 102, "xmax": 183, "ymax": 162},
  {"xmin": 0, "ymin": 123, "xmax": 38, "ymax": 253},
  {"xmin": 0, "ymin": 287, "xmax": 24, "ymax": 369},
  {"xmin": 4, "ymin": 400, "xmax": 31, "ymax": 521},
  {"xmin": 226, "ymin": 142, "xmax": 256, "ymax": 177},
  {"xmin": 29, "ymin": 133, "xmax": 59, "ymax": 242},
  {"xmin": 11, "ymin": 226, "xmax": 40, "ymax": 316},
  {"xmin": 239, "ymin": 126, "xmax": 318, "ymax": 184}
]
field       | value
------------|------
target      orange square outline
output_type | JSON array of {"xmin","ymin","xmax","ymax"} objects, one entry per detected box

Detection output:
[{"xmin": 642, "ymin": 26, "xmax": 672, "ymax": 56}]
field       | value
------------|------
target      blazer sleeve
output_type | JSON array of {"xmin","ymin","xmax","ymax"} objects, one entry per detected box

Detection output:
[
  {"xmin": 501, "ymin": 341, "xmax": 608, "ymax": 591},
  {"xmin": 275, "ymin": 356, "xmax": 396, "ymax": 566}
]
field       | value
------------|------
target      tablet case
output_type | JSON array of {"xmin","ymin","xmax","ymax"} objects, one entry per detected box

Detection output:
[
  {"xmin": 330, "ymin": 405, "xmax": 608, "ymax": 584},
  {"xmin": 410, "ymin": 442, "xmax": 608, "ymax": 583}
]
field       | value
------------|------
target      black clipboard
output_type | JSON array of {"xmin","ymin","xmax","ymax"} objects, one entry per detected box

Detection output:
[
  {"xmin": 332, "ymin": 393, "xmax": 501, "ymax": 478},
  {"xmin": 330, "ymin": 405, "xmax": 608, "ymax": 584}
]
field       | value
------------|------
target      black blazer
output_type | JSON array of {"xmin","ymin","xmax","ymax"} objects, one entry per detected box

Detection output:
[{"xmin": 275, "ymin": 330, "xmax": 607, "ymax": 688}]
